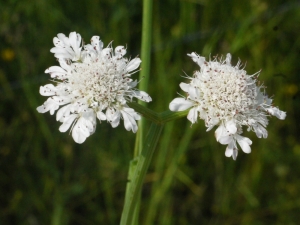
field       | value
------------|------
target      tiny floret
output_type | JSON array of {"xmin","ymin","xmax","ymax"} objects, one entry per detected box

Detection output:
[
  {"xmin": 37, "ymin": 32, "xmax": 151, "ymax": 143},
  {"xmin": 169, "ymin": 53, "xmax": 286, "ymax": 160}
]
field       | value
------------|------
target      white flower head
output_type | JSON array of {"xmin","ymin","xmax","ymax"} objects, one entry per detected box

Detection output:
[
  {"xmin": 169, "ymin": 53, "xmax": 286, "ymax": 160},
  {"xmin": 37, "ymin": 32, "xmax": 151, "ymax": 143}
]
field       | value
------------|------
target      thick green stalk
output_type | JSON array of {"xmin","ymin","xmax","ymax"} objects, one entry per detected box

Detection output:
[
  {"xmin": 139, "ymin": 0, "xmax": 153, "ymax": 95},
  {"xmin": 120, "ymin": 102, "xmax": 188, "ymax": 225},
  {"xmin": 120, "ymin": 123, "xmax": 163, "ymax": 225},
  {"xmin": 130, "ymin": 1, "xmax": 153, "ymax": 223},
  {"xmin": 136, "ymin": 0, "xmax": 153, "ymax": 155},
  {"xmin": 51, "ymin": 194, "xmax": 63, "ymax": 225}
]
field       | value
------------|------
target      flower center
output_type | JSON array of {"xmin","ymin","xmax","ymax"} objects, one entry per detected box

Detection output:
[
  {"xmin": 196, "ymin": 62, "xmax": 257, "ymax": 120},
  {"xmin": 68, "ymin": 58, "xmax": 130, "ymax": 109}
]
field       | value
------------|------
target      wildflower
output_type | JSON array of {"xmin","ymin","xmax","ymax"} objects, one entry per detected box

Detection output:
[
  {"xmin": 37, "ymin": 32, "xmax": 151, "ymax": 143},
  {"xmin": 169, "ymin": 53, "xmax": 286, "ymax": 160}
]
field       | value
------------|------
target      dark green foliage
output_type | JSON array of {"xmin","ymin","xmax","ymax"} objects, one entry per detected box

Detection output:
[{"xmin": 0, "ymin": 0, "xmax": 299, "ymax": 224}]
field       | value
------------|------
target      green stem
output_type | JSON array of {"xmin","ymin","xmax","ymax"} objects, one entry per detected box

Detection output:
[
  {"xmin": 120, "ymin": 123, "xmax": 163, "ymax": 225},
  {"xmin": 136, "ymin": 0, "xmax": 153, "ymax": 154},
  {"xmin": 128, "ymin": 102, "xmax": 161, "ymax": 124},
  {"xmin": 128, "ymin": 102, "xmax": 189, "ymax": 124},
  {"xmin": 130, "ymin": 1, "xmax": 153, "ymax": 222},
  {"xmin": 51, "ymin": 194, "xmax": 63, "ymax": 225},
  {"xmin": 139, "ymin": 0, "xmax": 153, "ymax": 94},
  {"xmin": 120, "ymin": 102, "xmax": 189, "ymax": 225}
]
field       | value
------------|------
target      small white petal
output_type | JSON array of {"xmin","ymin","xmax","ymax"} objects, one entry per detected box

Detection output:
[
  {"xmin": 187, "ymin": 52, "xmax": 205, "ymax": 66},
  {"xmin": 215, "ymin": 124, "xmax": 226, "ymax": 141},
  {"xmin": 56, "ymin": 104, "xmax": 72, "ymax": 122},
  {"xmin": 169, "ymin": 98, "xmax": 194, "ymax": 111},
  {"xmin": 187, "ymin": 107, "xmax": 198, "ymax": 124},
  {"xmin": 69, "ymin": 32, "xmax": 78, "ymax": 48},
  {"xmin": 179, "ymin": 82, "xmax": 190, "ymax": 92},
  {"xmin": 236, "ymin": 134, "xmax": 252, "ymax": 154},
  {"xmin": 215, "ymin": 123, "xmax": 234, "ymax": 144},
  {"xmin": 36, "ymin": 105, "xmax": 47, "ymax": 113},
  {"xmin": 97, "ymin": 111, "xmax": 106, "ymax": 121},
  {"xmin": 51, "ymin": 32, "xmax": 82, "ymax": 61},
  {"xmin": 122, "ymin": 107, "xmax": 140, "ymax": 120},
  {"xmin": 206, "ymin": 124, "xmax": 216, "ymax": 132},
  {"xmin": 82, "ymin": 109, "xmax": 96, "ymax": 134},
  {"xmin": 45, "ymin": 65, "xmax": 65, "ymax": 74},
  {"xmin": 50, "ymin": 47, "xmax": 70, "ymax": 54},
  {"xmin": 106, "ymin": 108, "xmax": 121, "ymax": 128},
  {"xmin": 126, "ymin": 58, "xmax": 141, "ymax": 72},
  {"xmin": 54, "ymin": 52, "xmax": 73, "ymax": 59},
  {"xmin": 45, "ymin": 66, "xmax": 68, "ymax": 79},
  {"xmin": 188, "ymin": 86, "xmax": 199, "ymax": 101},
  {"xmin": 128, "ymin": 80, "xmax": 138, "ymax": 88},
  {"xmin": 266, "ymin": 107, "xmax": 286, "ymax": 120},
  {"xmin": 225, "ymin": 53, "xmax": 232, "ymax": 65},
  {"xmin": 59, "ymin": 114, "xmax": 77, "ymax": 132},
  {"xmin": 90, "ymin": 36, "xmax": 103, "ymax": 52},
  {"xmin": 101, "ymin": 48, "xmax": 111, "ymax": 58},
  {"xmin": 61, "ymin": 35, "xmax": 70, "ymax": 46},
  {"xmin": 218, "ymin": 135, "xmax": 233, "ymax": 145},
  {"xmin": 232, "ymin": 149, "xmax": 238, "ymax": 160},
  {"xmin": 121, "ymin": 109, "xmax": 139, "ymax": 132},
  {"xmin": 133, "ymin": 90, "xmax": 152, "ymax": 102},
  {"xmin": 253, "ymin": 123, "xmax": 268, "ymax": 138},
  {"xmin": 225, "ymin": 141, "xmax": 234, "ymax": 157},
  {"xmin": 106, "ymin": 108, "xmax": 116, "ymax": 122},
  {"xmin": 72, "ymin": 110, "xmax": 95, "ymax": 144},
  {"xmin": 110, "ymin": 115, "xmax": 121, "ymax": 128},
  {"xmin": 39, "ymin": 84, "xmax": 58, "ymax": 96},
  {"xmin": 72, "ymin": 118, "xmax": 89, "ymax": 144},
  {"xmin": 225, "ymin": 120, "xmax": 237, "ymax": 134},
  {"xmin": 36, "ymin": 98, "xmax": 59, "ymax": 115},
  {"xmin": 53, "ymin": 34, "xmax": 66, "ymax": 47},
  {"xmin": 115, "ymin": 46, "xmax": 126, "ymax": 57}
]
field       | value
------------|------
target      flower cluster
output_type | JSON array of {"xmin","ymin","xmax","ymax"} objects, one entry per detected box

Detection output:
[
  {"xmin": 37, "ymin": 32, "xmax": 151, "ymax": 143},
  {"xmin": 169, "ymin": 53, "xmax": 286, "ymax": 160}
]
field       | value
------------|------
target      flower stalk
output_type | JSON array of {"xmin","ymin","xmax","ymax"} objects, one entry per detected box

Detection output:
[
  {"xmin": 125, "ymin": 0, "xmax": 153, "ymax": 224},
  {"xmin": 120, "ymin": 122, "xmax": 163, "ymax": 225},
  {"xmin": 120, "ymin": 102, "xmax": 188, "ymax": 225},
  {"xmin": 128, "ymin": 102, "xmax": 189, "ymax": 124}
]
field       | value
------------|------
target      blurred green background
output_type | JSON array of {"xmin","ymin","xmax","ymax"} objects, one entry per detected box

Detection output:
[{"xmin": 0, "ymin": 0, "xmax": 299, "ymax": 224}]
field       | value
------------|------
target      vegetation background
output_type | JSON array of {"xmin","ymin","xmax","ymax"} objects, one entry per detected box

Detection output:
[{"xmin": 0, "ymin": 0, "xmax": 299, "ymax": 224}]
